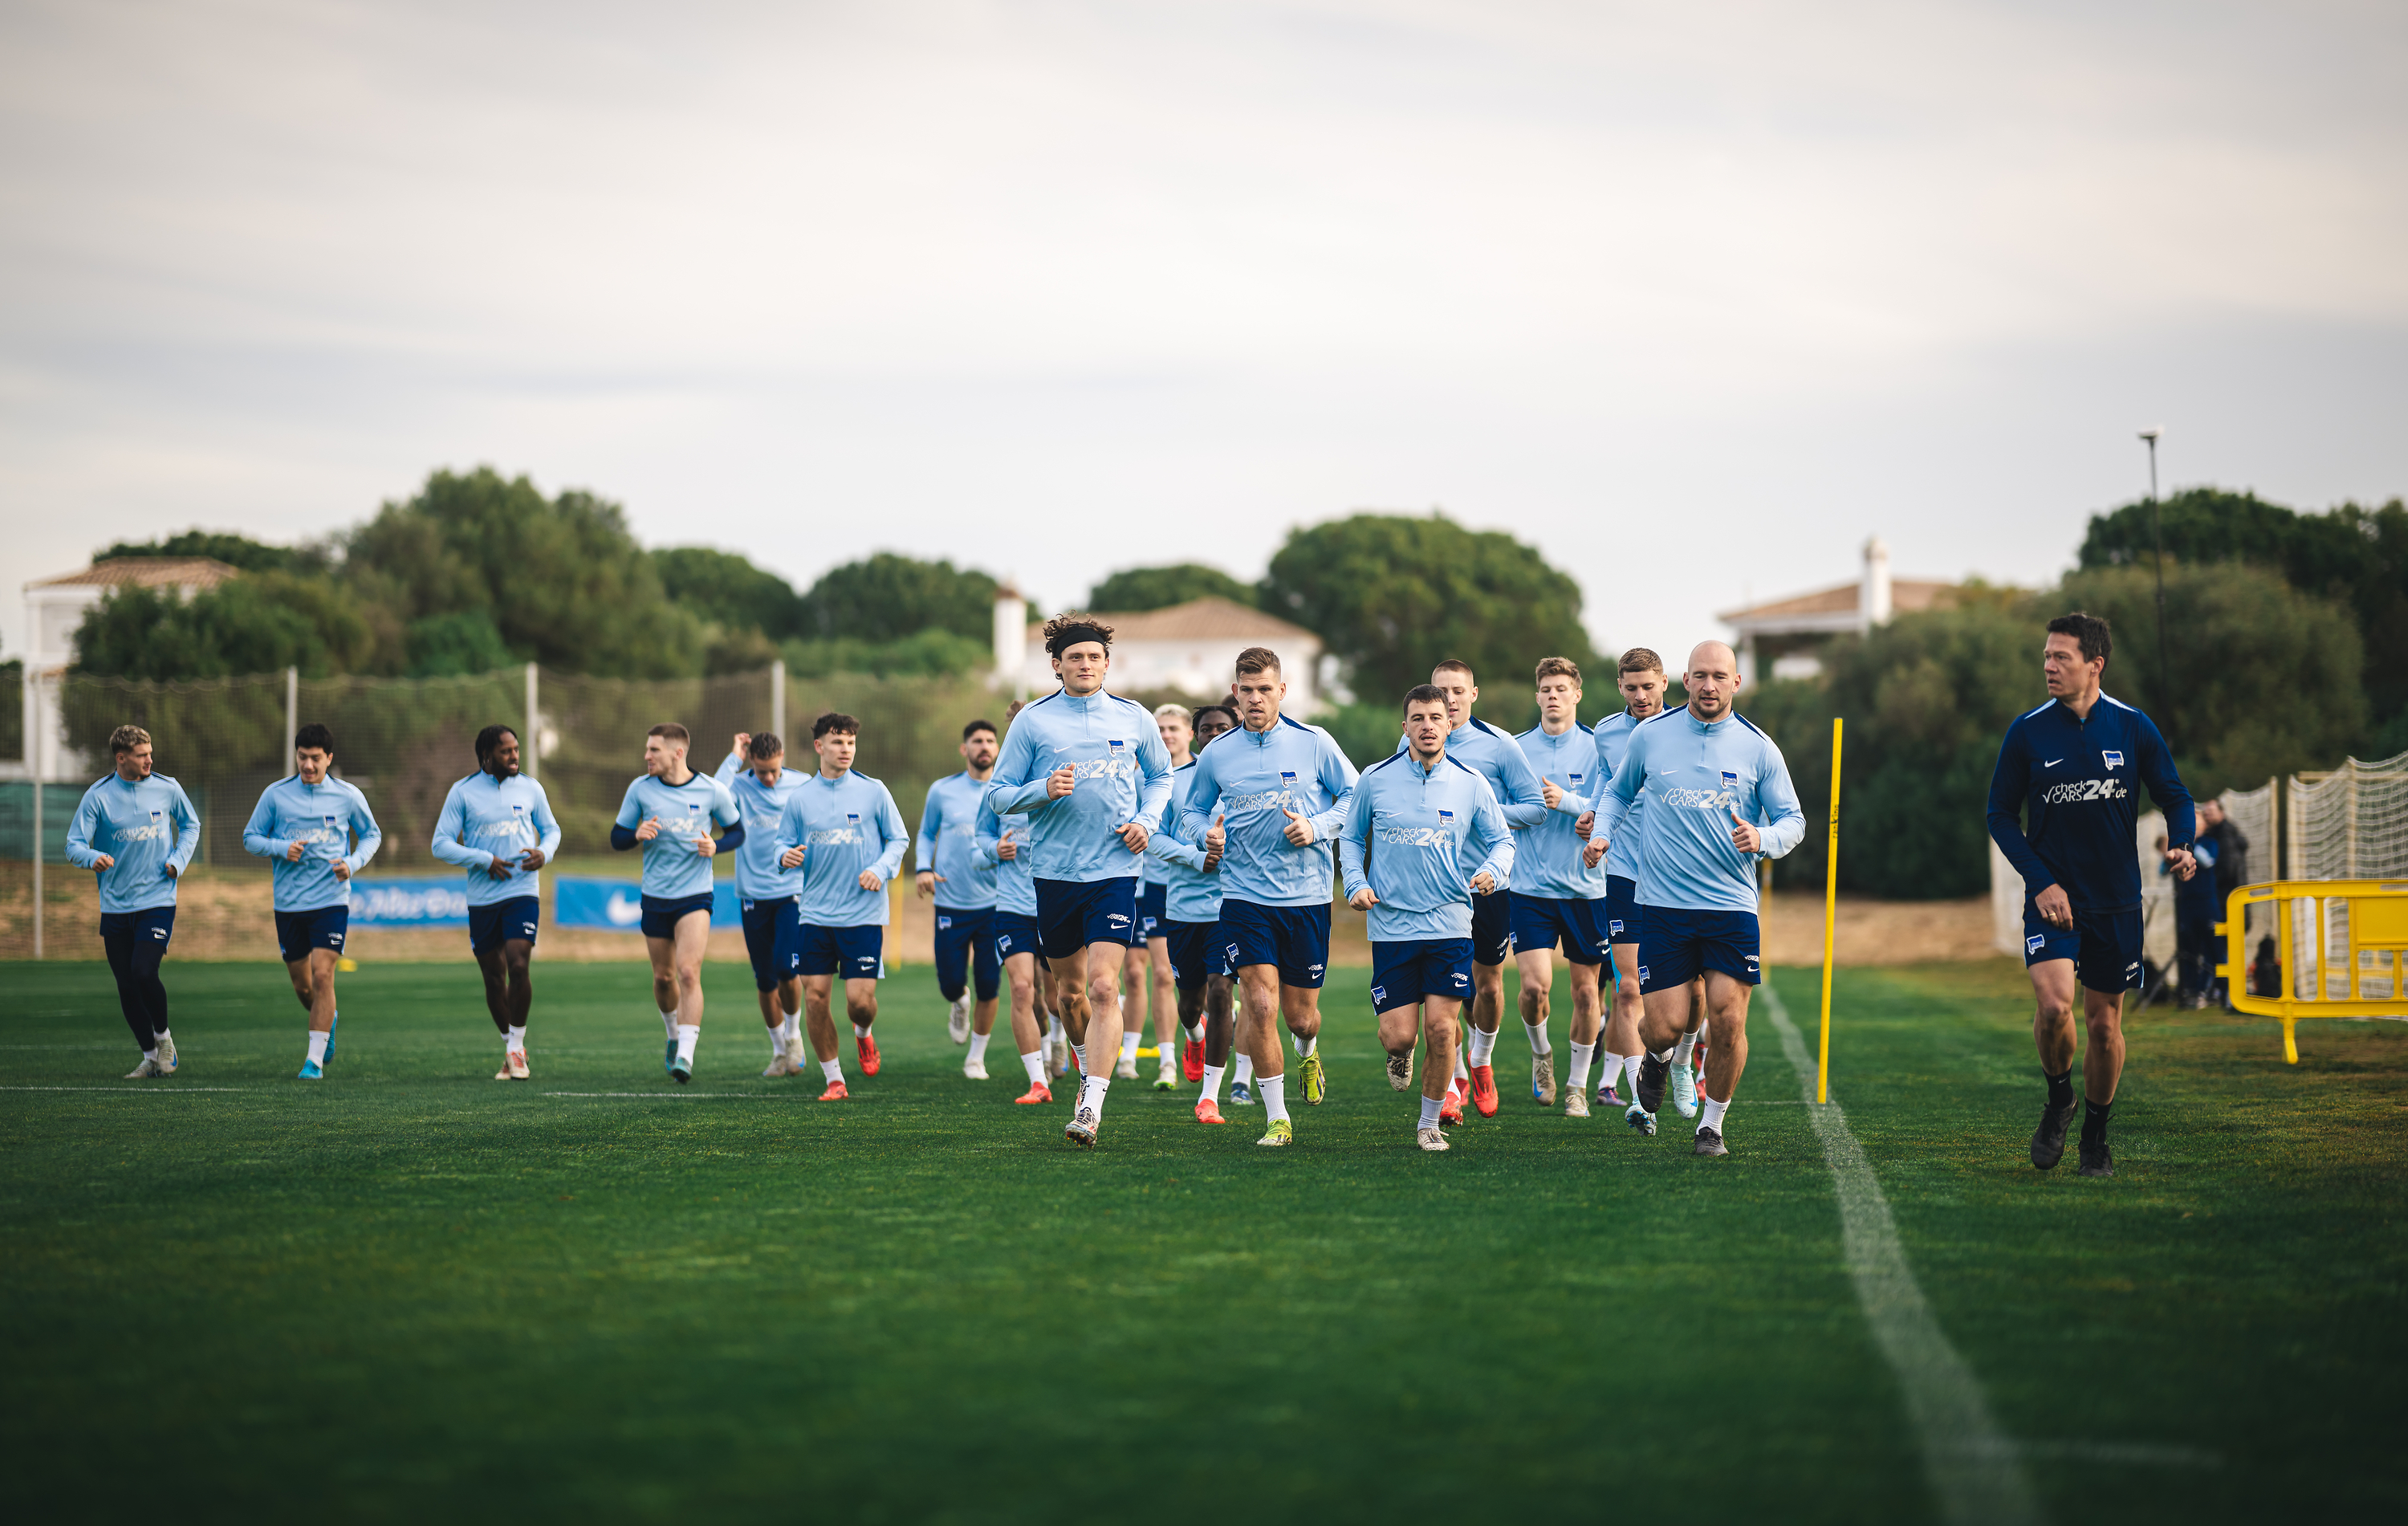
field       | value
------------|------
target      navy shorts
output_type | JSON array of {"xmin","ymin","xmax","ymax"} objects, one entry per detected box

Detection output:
[
  {"xmin": 1636, "ymin": 905, "xmax": 1759, "ymax": 993},
  {"xmin": 1219, "ymin": 897, "xmax": 1330, "ymax": 989},
  {"xmin": 640, "ymin": 891, "xmax": 715, "ymax": 939},
  {"xmin": 799, "ymin": 922, "xmax": 884, "ymax": 980},
  {"xmin": 934, "ymin": 905, "xmax": 1001, "ymax": 1002},
  {"xmin": 2024, "ymin": 903, "xmax": 2144, "ymax": 995},
  {"xmin": 1035, "ymin": 877, "xmax": 1139, "ymax": 959},
  {"xmin": 1369, "ymin": 938, "xmax": 1474, "ymax": 1012},
  {"xmin": 1603, "ymin": 875, "xmax": 1641, "ymax": 944},
  {"xmin": 1508, "ymin": 892, "xmax": 1613, "ymax": 968},
  {"xmin": 1165, "ymin": 918, "xmax": 1232, "ymax": 989},
  {"xmin": 99, "ymin": 905, "xmax": 177, "ymax": 950},
  {"xmin": 1470, "ymin": 889, "xmax": 1514, "ymax": 966},
  {"xmin": 274, "ymin": 905, "xmax": 349, "ymax": 964},
  {"xmin": 469, "ymin": 895, "xmax": 541, "ymax": 956},
  {"xmin": 740, "ymin": 896, "xmax": 802, "ymax": 991},
  {"xmin": 1136, "ymin": 882, "xmax": 1167, "ymax": 943},
  {"xmin": 993, "ymin": 909, "xmax": 1043, "ymax": 963}
]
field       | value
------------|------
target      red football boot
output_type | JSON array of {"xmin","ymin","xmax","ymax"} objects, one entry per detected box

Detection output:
[
  {"xmin": 1439, "ymin": 1086, "xmax": 1464, "ymax": 1125},
  {"xmin": 1014, "ymin": 1081, "xmax": 1053, "ymax": 1105},
  {"xmin": 1194, "ymin": 1096, "xmax": 1227, "ymax": 1125},
  {"xmin": 1182, "ymin": 1037, "xmax": 1206, "ymax": 1084},
  {"xmin": 1469, "ymin": 1064, "xmax": 1500, "ymax": 1117},
  {"xmin": 817, "ymin": 1079, "xmax": 849, "ymax": 1101},
  {"xmin": 856, "ymin": 1030, "xmax": 881, "ymax": 1076}
]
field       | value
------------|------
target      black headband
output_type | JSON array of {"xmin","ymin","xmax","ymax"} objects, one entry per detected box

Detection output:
[{"xmin": 1048, "ymin": 623, "xmax": 1110, "ymax": 656}]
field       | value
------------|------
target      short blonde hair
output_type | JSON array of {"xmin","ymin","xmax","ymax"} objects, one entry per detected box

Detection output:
[
  {"xmin": 1153, "ymin": 703, "xmax": 1192, "ymax": 725},
  {"xmin": 109, "ymin": 724, "xmax": 152, "ymax": 756},
  {"xmin": 1534, "ymin": 657, "xmax": 1581, "ymax": 685}
]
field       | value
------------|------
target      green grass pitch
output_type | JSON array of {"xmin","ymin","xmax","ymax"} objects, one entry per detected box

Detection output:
[{"xmin": 3, "ymin": 955, "xmax": 2402, "ymax": 1522}]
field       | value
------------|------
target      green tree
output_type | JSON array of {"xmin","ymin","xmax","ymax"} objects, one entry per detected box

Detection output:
[
  {"xmin": 1259, "ymin": 512, "xmax": 1601, "ymax": 702},
  {"xmin": 71, "ymin": 572, "xmax": 374, "ymax": 681},
  {"xmin": 654, "ymin": 547, "xmax": 807, "ymax": 641},
  {"xmin": 1088, "ymin": 563, "xmax": 1255, "ymax": 612},
  {"xmin": 95, "ymin": 529, "xmax": 310, "ymax": 575},
  {"xmin": 797, "ymin": 554, "xmax": 996, "ymax": 643},
  {"xmin": 403, "ymin": 611, "xmax": 513, "ymax": 678}
]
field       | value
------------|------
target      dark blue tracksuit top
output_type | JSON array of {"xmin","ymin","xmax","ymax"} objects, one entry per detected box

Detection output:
[{"xmin": 1986, "ymin": 693, "xmax": 2194, "ymax": 916}]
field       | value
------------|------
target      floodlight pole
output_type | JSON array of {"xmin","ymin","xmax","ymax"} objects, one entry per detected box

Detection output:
[{"xmin": 2139, "ymin": 429, "xmax": 2170, "ymax": 723}]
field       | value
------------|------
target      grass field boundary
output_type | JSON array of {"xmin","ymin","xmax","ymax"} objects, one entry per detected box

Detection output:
[
  {"xmin": 1761, "ymin": 979, "xmax": 2044, "ymax": 1526},
  {"xmin": 0, "ymin": 1084, "xmax": 253, "ymax": 1093}
]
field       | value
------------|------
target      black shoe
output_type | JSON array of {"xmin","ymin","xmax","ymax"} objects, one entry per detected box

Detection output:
[
  {"xmin": 2030, "ymin": 1103, "xmax": 2075, "ymax": 1170},
  {"xmin": 1637, "ymin": 1053, "xmax": 1668, "ymax": 1114},
  {"xmin": 1693, "ymin": 1126, "xmax": 1727, "ymax": 1158},
  {"xmin": 2076, "ymin": 1138, "xmax": 2113, "ymax": 1178}
]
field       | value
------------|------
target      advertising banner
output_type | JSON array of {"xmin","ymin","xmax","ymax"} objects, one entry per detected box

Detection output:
[
  {"xmin": 346, "ymin": 878, "xmax": 474, "ymax": 926},
  {"xmin": 552, "ymin": 877, "xmax": 741, "ymax": 931}
]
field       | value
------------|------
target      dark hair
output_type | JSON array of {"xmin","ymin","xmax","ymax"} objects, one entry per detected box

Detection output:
[
  {"xmin": 294, "ymin": 722, "xmax": 335, "ymax": 754},
  {"xmin": 1234, "ymin": 645, "xmax": 1280, "ymax": 677},
  {"xmin": 1192, "ymin": 703, "xmax": 1238, "ymax": 732},
  {"xmin": 648, "ymin": 722, "xmax": 690, "ymax": 746},
  {"xmin": 746, "ymin": 731, "xmax": 784, "ymax": 761},
  {"xmin": 474, "ymin": 724, "xmax": 518, "ymax": 767},
  {"xmin": 813, "ymin": 711, "xmax": 860, "ymax": 740},
  {"xmin": 1043, "ymin": 612, "xmax": 1113, "ymax": 657},
  {"xmin": 2048, "ymin": 612, "xmax": 2113, "ymax": 666},
  {"xmin": 1618, "ymin": 646, "xmax": 1665, "ymax": 676},
  {"xmin": 1432, "ymin": 657, "xmax": 1474, "ymax": 681},
  {"xmin": 1535, "ymin": 656, "xmax": 1581, "ymax": 685},
  {"xmin": 1402, "ymin": 683, "xmax": 1450, "ymax": 715},
  {"xmin": 962, "ymin": 719, "xmax": 998, "ymax": 742}
]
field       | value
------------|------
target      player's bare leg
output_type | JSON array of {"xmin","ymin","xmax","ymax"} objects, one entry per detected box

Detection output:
[
  {"xmin": 1635, "ymin": 971, "xmax": 1749, "ymax": 1153},
  {"xmin": 1004, "ymin": 948, "xmax": 1052, "ymax": 1102},
  {"xmin": 1514, "ymin": 946, "xmax": 1563, "ymax": 1107},
  {"xmin": 1190, "ymin": 972, "xmax": 1238, "ymax": 1121},
  {"xmin": 755, "ymin": 975, "xmax": 801, "ymax": 1076},
  {"xmin": 645, "ymin": 909, "xmax": 710, "ymax": 1083},
  {"xmin": 1462, "ymin": 957, "xmax": 1507, "ymax": 1115},
  {"xmin": 1601, "ymin": 938, "xmax": 1645, "ymax": 1107},
  {"xmin": 2026, "ymin": 958, "xmax": 2123, "ymax": 1170},
  {"xmin": 1381, "ymin": 993, "xmax": 1461, "ymax": 1149},
  {"xmin": 1056, "ymin": 943, "xmax": 1127, "ymax": 1146},
  {"xmin": 478, "ymin": 938, "xmax": 536, "ymax": 1078},
  {"xmin": 1116, "ymin": 941, "xmax": 1149, "ymax": 1079},
  {"xmin": 1146, "ymin": 938, "xmax": 1179, "ymax": 1089}
]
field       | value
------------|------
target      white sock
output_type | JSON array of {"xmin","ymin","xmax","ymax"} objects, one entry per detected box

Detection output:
[
  {"xmin": 1295, "ymin": 1034, "xmax": 1316, "ymax": 1058},
  {"xmin": 1182, "ymin": 1022, "xmax": 1202, "ymax": 1041},
  {"xmin": 1119, "ymin": 1032, "xmax": 1141, "ymax": 1064},
  {"xmin": 506, "ymin": 1024, "xmax": 526, "ymax": 1055},
  {"xmin": 1202, "ymin": 1063, "xmax": 1226, "ymax": 1100},
  {"xmin": 1702, "ymin": 1096, "xmax": 1730, "ymax": 1133},
  {"xmin": 766, "ymin": 1022, "xmax": 786, "ymax": 1056},
  {"xmin": 1020, "ymin": 1049, "xmax": 1046, "ymax": 1084},
  {"xmin": 852, "ymin": 1021, "xmax": 872, "ymax": 1039},
  {"xmin": 1568, "ymin": 1042, "xmax": 1596, "ymax": 1090},
  {"xmin": 142, "ymin": 1046, "xmax": 158, "ymax": 1061},
  {"xmin": 661, "ymin": 1009, "xmax": 677, "ymax": 1039},
  {"xmin": 1452, "ymin": 1048, "xmax": 1470, "ymax": 1080},
  {"xmin": 1523, "ymin": 1019, "xmax": 1552, "ymax": 1056},
  {"xmin": 1626, "ymin": 1054, "xmax": 1648, "ymax": 1094},
  {"xmin": 1079, "ymin": 1073, "xmax": 1111, "ymax": 1115},
  {"xmin": 307, "ymin": 1030, "xmax": 329, "ymax": 1064},
  {"xmin": 1601, "ymin": 1053, "xmax": 1629, "ymax": 1093},
  {"xmin": 1674, "ymin": 1032, "xmax": 1698, "ymax": 1066},
  {"xmin": 820, "ymin": 1056, "xmax": 844, "ymax": 1084},
  {"xmin": 1158, "ymin": 1044, "xmax": 1178, "ymax": 1073},
  {"xmin": 1259, "ymin": 1074, "xmax": 1290, "ymax": 1124},
  {"xmin": 1072, "ymin": 1043, "xmax": 1088, "ymax": 1072},
  {"xmin": 1419, "ymin": 1094, "xmax": 1443, "ymax": 1130},
  {"xmin": 968, "ymin": 1031, "xmax": 991, "ymax": 1063},
  {"xmin": 782, "ymin": 1014, "xmax": 801, "ymax": 1046},
  {"xmin": 675, "ymin": 1023, "xmax": 699, "ymax": 1064},
  {"xmin": 1233, "ymin": 1052, "xmax": 1255, "ymax": 1085},
  {"xmin": 156, "ymin": 1028, "xmax": 171, "ymax": 1044},
  {"xmin": 1466, "ymin": 1026, "xmax": 1496, "ymax": 1067},
  {"xmin": 1047, "ymin": 1015, "xmax": 1064, "ymax": 1039}
]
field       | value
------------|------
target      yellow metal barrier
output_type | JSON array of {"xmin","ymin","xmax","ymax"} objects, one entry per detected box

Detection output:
[{"xmin": 2219, "ymin": 879, "xmax": 2408, "ymax": 1062}]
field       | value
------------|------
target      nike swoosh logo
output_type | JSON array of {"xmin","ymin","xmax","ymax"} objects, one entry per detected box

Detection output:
[{"xmin": 2044, "ymin": 759, "xmax": 2064, "ymax": 767}]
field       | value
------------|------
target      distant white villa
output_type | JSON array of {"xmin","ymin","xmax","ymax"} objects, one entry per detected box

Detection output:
[
  {"xmin": 1718, "ymin": 537, "xmax": 1959, "ymax": 680},
  {"xmin": 13, "ymin": 557, "xmax": 243, "ymax": 777},
  {"xmin": 992, "ymin": 591, "xmax": 1327, "ymax": 710}
]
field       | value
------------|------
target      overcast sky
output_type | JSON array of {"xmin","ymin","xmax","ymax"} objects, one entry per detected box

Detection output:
[{"xmin": 4, "ymin": 0, "xmax": 2403, "ymax": 671}]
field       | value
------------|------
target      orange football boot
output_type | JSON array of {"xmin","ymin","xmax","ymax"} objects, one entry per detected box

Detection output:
[
  {"xmin": 856, "ymin": 1031, "xmax": 881, "ymax": 1076},
  {"xmin": 817, "ymin": 1079, "xmax": 849, "ymax": 1101},
  {"xmin": 1469, "ymin": 1064, "xmax": 1500, "ymax": 1117},
  {"xmin": 1182, "ymin": 1038, "xmax": 1206, "ymax": 1084},
  {"xmin": 1194, "ymin": 1097, "xmax": 1227, "ymax": 1125},
  {"xmin": 1439, "ymin": 1084, "xmax": 1464, "ymax": 1125},
  {"xmin": 1014, "ymin": 1081, "xmax": 1053, "ymax": 1105}
]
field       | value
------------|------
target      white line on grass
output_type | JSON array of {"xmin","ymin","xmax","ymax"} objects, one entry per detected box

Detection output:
[
  {"xmin": 0, "ymin": 1085, "xmax": 252, "ymax": 1093},
  {"xmin": 1758, "ymin": 980, "xmax": 2044, "ymax": 1526}
]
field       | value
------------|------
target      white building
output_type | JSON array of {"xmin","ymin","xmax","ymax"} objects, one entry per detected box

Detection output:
[
  {"xmin": 995, "ymin": 592, "xmax": 1327, "ymax": 711},
  {"xmin": 1717, "ymin": 537, "xmax": 1959, "ymax": 681},
  {"xmin": 12, "ymin": 558, "xmax": 242, "ymax": 777}
]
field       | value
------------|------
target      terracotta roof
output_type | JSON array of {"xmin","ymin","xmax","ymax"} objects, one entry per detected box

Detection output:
[
  {"xmin": 1719, "ymin": 578, "xmax": 1958, "ymax": 625},
  {"xmin": 1030, "ymin": 596, "xmax": 1320, "ymax": 645},
  {"xmin": 29, "ymin": 558, "xmax": 244, "ymax": 592}
]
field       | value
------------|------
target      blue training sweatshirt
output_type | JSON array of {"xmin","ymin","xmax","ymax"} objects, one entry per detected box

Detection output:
[
  {"xmin": 612, "ymin": 771, "xmax": 742, "ymax": 900},
  {"xmin": 714, "ymin": 753, "xmax": 813, "ymax": 901},
  {"xmin": 1180, "ymin": 714, "xmax": 1359, "ymax": 909},
  {"xmin": 1340, "ymin": 750, "xmax": 1515, "ymax": 942},
  {"xmin": 973, "ymin": 800, "xmax": 1039, "ymax": 918},
  {"xmin": 429, "ymin": 771, "xmax": 565, "ymax": 908},
  {"xmin": 243, "ymin": 774, "xmax": 384, "ymax": 912},
  {"xmin": 1986, "ymin": 693, "xmax": 2193, "ymax": 916},
  {"xmin": 1146, "ymin": 759, "xmax": 1224, "ymax": 925},
  {"xmin": 983, "ymin": 689, "xmax": 1173, "ymax": 884},
  {"xmin": 775, "ymin": 770, "xmax": 909, "ymax": 927},
  {"xmin": 917, "ymin": 771, "xmax": 1000, "ymax": 910},
  {"xmin": 66, "ymin": 771, "xmax": 201, "ymax": 915},
  {"xmin": 1512, "ymin": 722, "xmax": 1612, "ymax": 900},
  {"xmin": 1560, "ymin": 709, "xmax": 1649, "ymax": 884},
  {"xmin": 1597, "ymin": 706, "xmax": 1804, "ymax": 914}
]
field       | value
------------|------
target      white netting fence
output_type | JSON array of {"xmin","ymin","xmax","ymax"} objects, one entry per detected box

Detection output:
[{"xmin": 2285, "ymin": 750, "xmax": 2408, "ymax": 1002}]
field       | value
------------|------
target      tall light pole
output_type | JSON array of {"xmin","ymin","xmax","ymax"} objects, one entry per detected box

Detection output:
[{"xmin": 2138, "ymin": 428, "xmax": 2170, "ymax": 724}]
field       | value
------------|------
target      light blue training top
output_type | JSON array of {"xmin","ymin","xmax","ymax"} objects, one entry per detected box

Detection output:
[
  {"xmin": 1511, "ymin": 722, "xmax": 1612, "ymax": 901},
  {"xmin": 916, "ymin": 771, "xmax": 1000, "ymax": 910},
  {"xmin": 775, "ymin": 770, "xmax": 909, "ymax": 928},
  {"xmin": 983, "ymin": 689, "xmax": 1173, "ymax": 884},
  {"xmin": 429, "ymin": 771, "xmax": 564, "ymax": 908},
  {"xmin": 972, "ymin": 800, "xmax": 1039, "ymax": 919},
  {"xmin": 1595, "ymin": 706, "xmax": 1805, "ymax": 914},
  {"xmin": 1396, "ymin": 715, "xmax": 1548, "ymax": 865},
  {"xmin": 714, "ymin": 752, "xmax": 812, "ymax": 901},
  {"xmin": 1178, "ymin": 714, "xmax": 1359, "ymax": 909},
  {"xmin": 1145, "ymin": 759, "xmax": 1223, "ymax": 925},
  {"xmin": 243, "ymin": 774, "xmax": 384, "ymax": 912},
  {"xmin": 1340, "ymin": 750, "xmax": 1515, "ymax": 942},
  {"xmin": 66, "ymin": 771, "xmax": 201, "ymax": 915},
  {"xmin": 1579, "ymin": 710, "xmax": 1649, "ymax": 883},
  {"xmin": 614, "ymin": 770, "xmax": 741, "ymax": 900}
]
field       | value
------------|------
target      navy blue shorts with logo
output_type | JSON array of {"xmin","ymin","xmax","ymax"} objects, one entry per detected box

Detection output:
[
  {"xmin": 1603, "ymin": 875, "xmax": 1641, "ymax": 944},
  {"xmin": 992, "ymin": 909, "xmax": 1043, "ymax": 964},
  {"xmin": 274, "ymin": 904, "xmax": 350, "ymax": 964},
  {"xmin": 640, "ymin": 891, "xmax": 716, "ymax": 939},
  {"xmin": 1218, "ymin": 897, "xmax": 1330, "ymax": 989},
  {"xmin": 1165, "ymin": 918, "xmax": 1232, "ymax": 990},
  {"xmin": 933, "ymin": 905, "xmax": 1001, "ymax": 1003},
  {"xmin": 1035, "ymin": 877, "xmax": 1139, "ymax": 959},
  {"xmin": 799, "ymin": 922, "xmax": 884, "ymax": 980},
  {"xmin": 1369, "ymin": 938, "xmax": 1474, "ymax": 1013},
  {"xmin": 1507, "ymin": 892, "xmax": 1613, "ymax": 968},
  {"xmin": 739, "ymin": 895, "xmax": 801, "ymax": 991},
  {"xmin": 1470, "ymin": 889, "xmax": 1514, "ymax": 966},
  {"xmin": 1636, "ymin": 905, "xmax": 1759, "ymax": 992},
  {"xmin": 2023, "ymin": 902, "xmax": 2144, "ymax": 994},
  {"xmin": 1136, "ymin": 882, "xmax": 1167, "ymax": 943},
  {"xmin": 469, "ymin": 895, "xmax": 541, "ymax": 957}
]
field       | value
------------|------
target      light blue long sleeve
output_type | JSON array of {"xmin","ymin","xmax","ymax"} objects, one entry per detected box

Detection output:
[
  {"xmin": 243, "ymin": 775, "xmax": 383, "ymax": 911},
  {"xmin": 430, "ymin": 771, "xmax": 563, "ymax": 907},
  {"xmin": 1178, "ymin": 716, "xmax": 1358, "ymax": 908},
  {"xmin": 775, "ymin": 771, "xmax": 909, "ymax": 926},
  {"xmin": 66, "ymin": 772, "xmax": 200, "ymax": 914},
  {"xmin": 1597, "ymin": 706, "xmax": 1804, "ymax": 914},
  {"xmin": 973, "ymin": 802, "xmax": 1039, "ymax": 918},
  {"xmin": 714, "ymin": 752, "xmax": 812, "ymax": 900},
  {"xmin": 614, "ymin": 771, "xmax": 741, "ymax": 899},
  {"xmin": 1339, "ymin": 751, "xmax": 1514, "ymax": 941},
  {"xmin": 1145, "ymin": 761, "xmax": 1222, "ymax": 924},
  {"xmin": 982, "ymin": 689, "xmax": 1173, "ymax": 882},
  {"xmin": 1511, "ymin": 724, "xmax": 1611, "ymax": 899},
  {"xmin": 916, "ymin": 771, "xmax": 999, "ymax": 909}
]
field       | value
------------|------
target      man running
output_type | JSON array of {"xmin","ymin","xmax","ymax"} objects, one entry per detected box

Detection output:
[
  {"xmin": 1593, "ymin": 642, "xmax": 1804, "ymax": 1157},
  {"xmin": 1987, "ymin": 612, "xmax": 2196, "ymax": 1178},
  {"xmin": 1121, "ymin": 703, "xmax": 1198, "ymax": 1091},
  {"xmin": 1186, "ymin": 646, "xmax": 1358, "ymax": 1147},
  {"xmin": 918, "ymin": 720, "xmax": 1003, "ymax": 1072},
  {"xmin": 243, "ymin": 722, "xmax": 384, "ymax": 1079},
  {"xmin": 977, "ymin": 702, "xmax": 1063, "ymax": 1103},
  {"xmin": 716, "ymin": 731, "xmax": 811, "ymax": 1079},
  {"xmin": 983, "ymin": 615, "xmax": 1173, "ymax": 1148},
  {"xmin": 430, "ymin": 724, "xmax": 563, "ymax": 1080},
  {"xmin": 1510, "ymin": 658, "xmax": 1614, "ymax": 1114},
  {"xmin": 65, "ymin": 725, "xmax": 199, "ymax": 1078},
  {"xmin": 776, "ymin": 712, "xmax": 909, "ymax": 1099},
  {"xmin": 1149, "ymin": 702, "xmax": 1235, "ymax": 1120},
  {"xmin": 611, "ymin": 722, "xmax": 742, "ymax": 1084},
  {"xmin": 1344, "ymin": 685, "xmax": 1515, "ymax": 1151}
]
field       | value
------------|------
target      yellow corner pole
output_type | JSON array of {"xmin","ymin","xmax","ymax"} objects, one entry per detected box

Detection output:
[{"xmin": 1816, "ymin": 717, "xmax": 1843, "ymax": 1105}]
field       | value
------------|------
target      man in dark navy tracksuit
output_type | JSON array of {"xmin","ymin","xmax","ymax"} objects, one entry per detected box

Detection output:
[{"xmin": 1987, "ymin": 612, "xmax": 2198, "ymax": 1179}]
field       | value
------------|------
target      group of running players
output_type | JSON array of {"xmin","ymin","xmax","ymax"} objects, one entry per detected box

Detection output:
[{"xmin": 63, "ymin": 606, "xmax": 2194, "ymax": 1174}]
